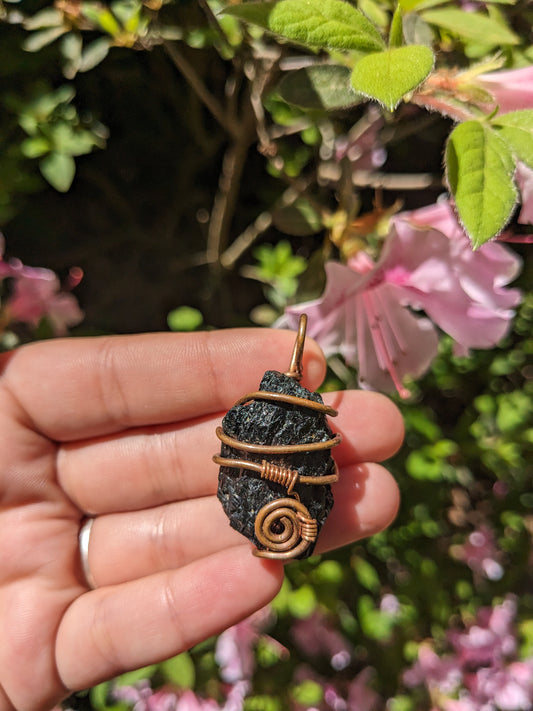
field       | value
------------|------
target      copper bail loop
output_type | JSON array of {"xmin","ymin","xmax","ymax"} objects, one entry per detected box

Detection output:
[{"xmin": 284, "ymin": 314, "xmax": 307, "ymax": 381}]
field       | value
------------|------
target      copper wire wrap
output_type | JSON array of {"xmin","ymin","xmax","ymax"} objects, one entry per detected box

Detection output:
[
  {"xmin": 214, "ymin": 389, "xmax": 341, "ymax": 559},
  {"xmin": 253, "ymin": 498, "xmax": 320, "ymax": 560},
  {"xmin": 214, "ymin": 314, "xmax": 341, "ymax": 560}
]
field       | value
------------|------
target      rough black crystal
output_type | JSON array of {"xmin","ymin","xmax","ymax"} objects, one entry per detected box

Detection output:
[{"xmin": 216, "ymin": 370, "xmax": 337, "ymax": 559}]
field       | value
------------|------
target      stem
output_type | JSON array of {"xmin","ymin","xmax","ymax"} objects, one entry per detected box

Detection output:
[
  {"xmin": 220, "ymin": 172, "xmax": 315, "ymax": 269},
  {"xmin": 163, "ymin": 40, "xmax": 236, "ymax": 137},
  {"xmin": 197, "ymin": 0, "xmax": 233, "ymax": 55},
  {"xmin": 206, "ymin": 113, "xmax": 256, "ymax": 264}
]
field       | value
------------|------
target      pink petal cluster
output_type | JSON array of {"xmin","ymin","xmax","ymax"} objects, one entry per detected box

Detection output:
[
  {"xmin": 477, "ymin": 66, "xmax": 533, "ymax": 114},
  {"xmin": 516, "ymin": 163, "xmax": 533, "ymax": 226},
  {"xmin": 452, "ymin": 525, "xmax": 504, "ymax": 582},
  {"xmin": 0, "ymin": 236, "xmax": 83, "ymax": 335},
  {"xmin": 214, "ymin": 607, "xmax": 278, "ymax": 684},
  {"xmin": 293, "ymin": 664, "xmax": 381, "ymax": 711},
  {"xmin": 112, "ymin": 680, "xmax": 250, "ymax": 711},
  {"xmin": 291, "ymin": 610, "xmax": 352, "ymax": 670},
  {"xmin": 280, "ymin": 201, "xmax": 521, "ymax": 396},
  {"xmin": 405, "ymin": 597, "xmax": 533, "ymax": 711}
]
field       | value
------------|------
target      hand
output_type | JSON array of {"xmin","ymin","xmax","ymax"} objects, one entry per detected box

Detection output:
[{"xmin": 0, "ymin": 330, "xmax": 403, "ymax": 711}]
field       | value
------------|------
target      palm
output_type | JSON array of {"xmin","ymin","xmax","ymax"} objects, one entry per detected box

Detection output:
[{"xmin": 0, "ymin": 331, "xmax": 403, "ymax": 711}]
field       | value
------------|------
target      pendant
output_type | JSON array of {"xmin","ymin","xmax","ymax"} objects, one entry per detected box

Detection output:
[{"xmin": 214, "ymin": 315, "xmax": 341, "ymax": 560}]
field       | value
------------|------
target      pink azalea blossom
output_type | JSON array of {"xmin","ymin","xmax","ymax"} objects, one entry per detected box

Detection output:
[
  {"xmin": 215, "ymin": 607, "xmax": 274, "ymax": 683},
  {"xmin": 454, "ymin": 525, "xmax": 504, "ymax": 581},
  {"xmin": 0, "ymin": 237, "xmax": 84, "ymax": 335},
  {"xmin": 443, "ymin": 697, "xmax": 480, "ymax": 711},
  {"xmin": 403, "ymin": 645, "xmax": 462, "ymax": 695},
  {"xmin": 379, "ymin": 593, "xmax": 400, "ymax": 615},
  {"xmin": 470, "ymin": 662, "xmax": 533, "ymax": 711},
  {"xmin": 6, "ymin": 265, "xmax": 84, "ymax": 335},
  {"xmin": 346, "ymin": 668, "xmax": 381, "ymax": 711},
  {"xmin": 176, "ymin": 691, "xmax": 219, "ymax": 711},
  {"xmin": 449, "ymin": 597, "xmax": 517, "ymax": 669},
  {"xmin": 113, "ymin": 681, "xmax": 180, "ymax": 711},
  {"xmin": 221, "ymin": 681, "xmax": 250, "ymax": 711},
  {"xmin": 516, "ymin": 163, "xmax": 533, "ymax": 226},
  {"xmin": 477, "ymin": 66, "xmax": 533, "ymax": 114},
  {"xmin": 291, "ymin": 611, "xmax": 352, "ymax": 670},
  {"xmin": 280, "ymin": 201, "xmax": 521, "ymax": 396}
]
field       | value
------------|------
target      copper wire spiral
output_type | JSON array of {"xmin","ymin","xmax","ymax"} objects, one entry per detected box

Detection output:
[
  {"xmin": 254, "ymin": 498, "xmax": 319, "ymax": 560},
  {"xmin": 214, "ymin": 387, "xmax": 341, "ymax": 559}
]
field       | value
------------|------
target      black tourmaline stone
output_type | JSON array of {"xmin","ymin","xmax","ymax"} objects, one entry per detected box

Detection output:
[{"xmin": 216, "ymin": 370, "xmax": 337, "ymax": 559}]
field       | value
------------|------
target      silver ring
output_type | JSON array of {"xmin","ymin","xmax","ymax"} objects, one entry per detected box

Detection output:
[{"xmin": 79, "ymin": 517, "xmax": 97, "ymax": 589}]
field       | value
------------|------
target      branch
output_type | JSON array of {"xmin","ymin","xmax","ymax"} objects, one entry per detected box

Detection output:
[
  {"xmin": 319, "ymin": 163, "xmax": 443, "ymax": 190},
  {"xmin": 163, "ymin": 41, "xmax": 237, "ymax": 137},
  {"xmin": 220, "ymin": 178, "xmax": 312, "ymax": 269}
]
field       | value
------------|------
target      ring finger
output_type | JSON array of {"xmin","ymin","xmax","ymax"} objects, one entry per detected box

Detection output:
[{"xmin": 81, "ymin": 462, "xmax": 398, "ymax": 587}]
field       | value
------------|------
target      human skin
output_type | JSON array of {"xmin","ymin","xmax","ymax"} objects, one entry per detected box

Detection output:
[{"xmin": 0, "ymin": 330, "xmax": 403, "ymax": 711}]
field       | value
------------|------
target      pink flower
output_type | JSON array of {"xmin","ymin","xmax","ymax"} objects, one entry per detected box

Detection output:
[
  {"xmin": 221, "ymin": 681, "xmax": 250, "ymax": 711},
  {"xmin": 215, "ymin": 607, "xmax": 273, "ymax": 683},
  {"xmin": 516, "ymin": 163, "xmax": 533, "ymax": 226},
  {"xmin": 403, "ymin": 645, "xmax": 462, "ymax": 695},
  {"xmin": 346, "ymin": 668, "xmax": 381, "ymax": 711},
  {"xmin": 176, "ymin": 691, "xmax": 219, "ymax": 711},
  {"xmin": 0, "ymin": 237, "xmax": 84, "ymax": 335},
  {"xmin": 291, "ymin": 611, "xmax": 352, "ymax": 670},
  {"xmin": 113, "ymin": 681, "xmax": 179, "ymax": 711},
  {"xmin": 443, "ymin": 697, "xmax": 479, "ymax": 711},
  {"xmin": 449, "ymin": 597, "xmax": 518, "ymax": 669},
  {"xmin": 477, "ymin": 66, "xmax": 533, "ymax": 114},
  {"xmin": 279, "ymin": 201, "xmax": 521, "ymax": 396},
  {"xmin": 455, "ymin": 525, "xmax": 504, "ymax": 581},
  {"xmin": 470, "ymin": 662, "xmax": 533, "ymax": 710},
  {"xmin": 6, "ymin": 265, "xmax": 84, "ymax": 335},
  {"xmin": 379, "ymin": 593, "xmax": 400, "ymax": 615}
]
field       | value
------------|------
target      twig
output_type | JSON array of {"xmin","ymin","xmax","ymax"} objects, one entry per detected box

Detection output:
[
  {"xmin": 206, "ymin": 111, "xmax": 256, "ymax": 264},
  {"xmin": 220, "ymin": 178, "xmax": 312, "ymax": 269},
  {"xmin": 163, "ymin": 40, "xmax": 236, "ymax": 137},
  {"xmin": 319, "ymin": 163, "xmax": 443, "ymax": 190},
  {"xmin": 197, "ymin": 0, "xmax": 233, "ymax": 55}
]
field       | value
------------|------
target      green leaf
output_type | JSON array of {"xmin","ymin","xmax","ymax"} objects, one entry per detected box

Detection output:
[
  {"xmin": 402, "ymin": 13, "xmax": 433, "ymax": 47},
  {"xmin": 421, "ymin": 8, "xmax": 519, "ymax": 45},
  {"xmin": 277, "ymin": 64, "xmax": 361, "ymax": 110},
  {"xmin": 20, "ymin": 136, "xmax": 50, "ymax": 158},
  {"xmin": 445, "ymin": 120, "xmax": 517, "ymax": 247},
  {"xmin": 82, "ymin": 4, "xmax": 122, "ymax": 36},
  {"xmin": 80, "ymin": 38, "xmax": 111, "ymax": 72},
  {"xmin": 272, "ymin": 197, "xmax": 323, "ymax": 235},
  {"xmin": 351, "ymin": 45, "xmax": 434, "ymax": 111},
  {"xmin": 24, "ymin": 7, "xmax": 63, "ymax": 29},
  {"xmin": 39, "ymin": 151, "xmax": 76, "ymax": 192},
  {"xmin": 389, "ymin": 5, "xmax": 403, "ymax": 48},
  {"xmin": 287, "ymin": 583, "xmax": 317, "ymax": 618},
  {"xmin": 23, "ymin": 26, "xmax": 66, "ymax": 52},
  {"xmin": 353, "ymin": 556, "xmax": 381, "ymax": 592},
  {"xmin": 493, "ymin": 110, "xmax": 533, "ymax": 169},
  {"xmin": 160, "ymin": 652, "xmax": 196, "ymax": 688},
  {"xmin": 291, "ymin": 681, "xmax": 324, "ymax": 706},
  {"xmin": 89, "ymin": 681, "xmax": 112, "ymax": 710},
  {"xmin": 224, "ymin": 0, "xmax": 385, "ymax": 52},
  {"xmin": 167, "ymin": 306, "xmax": 203, "ymax": 331}
]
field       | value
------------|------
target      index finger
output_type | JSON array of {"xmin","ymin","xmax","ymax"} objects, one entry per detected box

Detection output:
[{"xmin": 0, "ymin": 331, "xmax": 326, "ymax": 441}]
